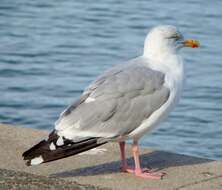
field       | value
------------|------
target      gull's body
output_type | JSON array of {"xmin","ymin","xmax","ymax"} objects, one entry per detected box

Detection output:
[
  {"xmin": 127, "ymin": 54, "xmax": 184, "ymax": 139},
  {"xmin": 23, "ymin": 25, "xmax": 199, "ymax": 179}
]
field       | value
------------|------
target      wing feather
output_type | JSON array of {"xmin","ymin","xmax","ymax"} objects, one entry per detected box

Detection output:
[{"xmin": 55, "ymin": 58, "xmax": 170, "ymax": 140}]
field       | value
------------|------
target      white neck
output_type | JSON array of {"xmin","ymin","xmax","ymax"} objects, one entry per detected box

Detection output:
[
  {"xmin": 142, "ymin": 51, "xmax": 185, "ymax": 89},
  {"xmin": 142, "ymin": 31, "xmax": 185, "ymax": 86},
  {"xmin": 143, "ymin": 44, "xmax": 176, "ymax": 59}
]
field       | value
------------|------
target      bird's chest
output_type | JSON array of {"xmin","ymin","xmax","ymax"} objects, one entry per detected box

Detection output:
[{"xmin": 127, "ymin": 61, "xmax": 185, "ymax": 140}]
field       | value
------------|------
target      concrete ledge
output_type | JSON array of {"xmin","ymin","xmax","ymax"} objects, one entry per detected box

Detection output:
[
  {"xmin": 0, "ymin": 124, "xmax": 222, "ymax": 190},
  {"xmin": 0, "ymin": 168, "xmax": 108, "ymax": 190}
]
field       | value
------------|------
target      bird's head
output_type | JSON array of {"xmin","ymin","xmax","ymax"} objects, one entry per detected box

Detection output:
[{"xmin": 143, "ymin": 25, "xmax": 200, "ymax": 58}]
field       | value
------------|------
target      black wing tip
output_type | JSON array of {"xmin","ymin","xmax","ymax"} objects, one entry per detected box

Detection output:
[{"xmin": 22, "ymin": 134, "xmax": 107, "ymax": 166}]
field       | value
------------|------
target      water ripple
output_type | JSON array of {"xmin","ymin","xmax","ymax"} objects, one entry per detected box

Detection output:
[{"xmin": 0, "ymin": 0, "xmax": 222, "ymax": 160}]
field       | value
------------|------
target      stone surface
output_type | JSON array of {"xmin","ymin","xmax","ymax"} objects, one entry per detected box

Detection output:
[
  {"xmin": 0, "ymin": 168, "xmax": 108, "ymax": 190},
  {"xmin": 0, "ymin": 124, "xmax": 222, "ymax": 190}
]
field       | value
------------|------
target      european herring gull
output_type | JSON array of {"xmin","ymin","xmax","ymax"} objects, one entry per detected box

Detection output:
[{"xmin": 23, "ymin": 25, "xmax": 199, "ymax": 179}]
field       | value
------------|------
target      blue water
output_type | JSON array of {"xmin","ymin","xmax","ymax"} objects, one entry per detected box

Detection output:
[{"xmin": 0, "ymin": 0, "xmax": 222, "ymax": 160}]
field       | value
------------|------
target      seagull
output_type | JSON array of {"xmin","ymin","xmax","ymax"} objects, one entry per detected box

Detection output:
[{"xmin": 23, "ymin": 25, "xmax": 199, "ymax": 179}]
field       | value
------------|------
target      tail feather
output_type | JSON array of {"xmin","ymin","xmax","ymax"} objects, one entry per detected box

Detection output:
[{"xmin": 22, "ymin": 131, "xmax": 107, "ymax": 166}]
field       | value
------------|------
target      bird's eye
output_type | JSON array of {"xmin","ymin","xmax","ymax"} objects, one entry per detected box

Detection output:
[{"xmin": 168, "ymin": 35, "xmax": 180, "ymax": 40}]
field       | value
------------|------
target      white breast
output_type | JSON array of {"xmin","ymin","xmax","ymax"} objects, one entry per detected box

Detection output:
[{"xmin": 127, "ymin": 55, "xmax": 184, "ymax": 140}]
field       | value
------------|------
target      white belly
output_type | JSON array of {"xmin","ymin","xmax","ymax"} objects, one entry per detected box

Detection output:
[
  {"xmin": 127, "ymin": 88, "xmax": 180, "ymax": 140},
  {"xmin": 126, "ymin": 63, "xmax": 184, "ymax": 140}
]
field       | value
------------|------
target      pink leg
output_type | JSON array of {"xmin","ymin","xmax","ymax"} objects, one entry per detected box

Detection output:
[
  {"xmin": 132, "ymin": 140, "xmax": 166, "ymax": 179},
  {"xmin": 119, "ymin": 141, "xmax": 134, "ymax": 173}
]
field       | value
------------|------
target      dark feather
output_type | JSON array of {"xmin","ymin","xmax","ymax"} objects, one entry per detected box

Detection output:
[{"xmin": 22, "ymin": 130, "xmax": 107, "ymax": 166}]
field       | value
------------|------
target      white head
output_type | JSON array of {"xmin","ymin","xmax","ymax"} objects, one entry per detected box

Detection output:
[{"xmin": 143, "ymin": 25, "xmax": 199, "ymax": 58}]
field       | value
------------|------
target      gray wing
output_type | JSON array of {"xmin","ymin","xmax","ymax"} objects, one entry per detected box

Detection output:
[{"xmin": 55, "ymin": 58, "xmax": 170, "ymax": 140}]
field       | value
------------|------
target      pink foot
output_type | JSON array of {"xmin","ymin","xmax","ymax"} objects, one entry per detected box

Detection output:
[
  {"xmin": 121, "ymin": 167, "xmax": 152, "ymax": 174},
  {"xmin": 135, "ymin": 169, "xmax": 166, "ymax": 179},
  {"xmin": 118, "ymin": 141, "xmax": 166, "ymax": 180},
  {"xmin": 120, "ymin": 166, "xmax": 134, "ymax": 174},
  {"xmin": 131, "ymin": 141, "xmax": 166, "ymax": 179}
]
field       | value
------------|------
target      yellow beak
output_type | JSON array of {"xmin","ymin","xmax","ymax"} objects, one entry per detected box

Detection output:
[{"xmin": 183, "ymin": 39, "xmax": 200, "ymax": 48}]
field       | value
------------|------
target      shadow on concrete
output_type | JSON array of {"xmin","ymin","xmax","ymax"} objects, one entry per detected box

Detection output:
[{"xmin": 51, "ymin": 150, "xmax": 212, "ymax": 177}]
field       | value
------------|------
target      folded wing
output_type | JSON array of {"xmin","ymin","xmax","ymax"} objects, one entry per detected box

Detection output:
[{"xmin": 55, "ymin": 58, "xmax": 170, "ymax": 141}]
